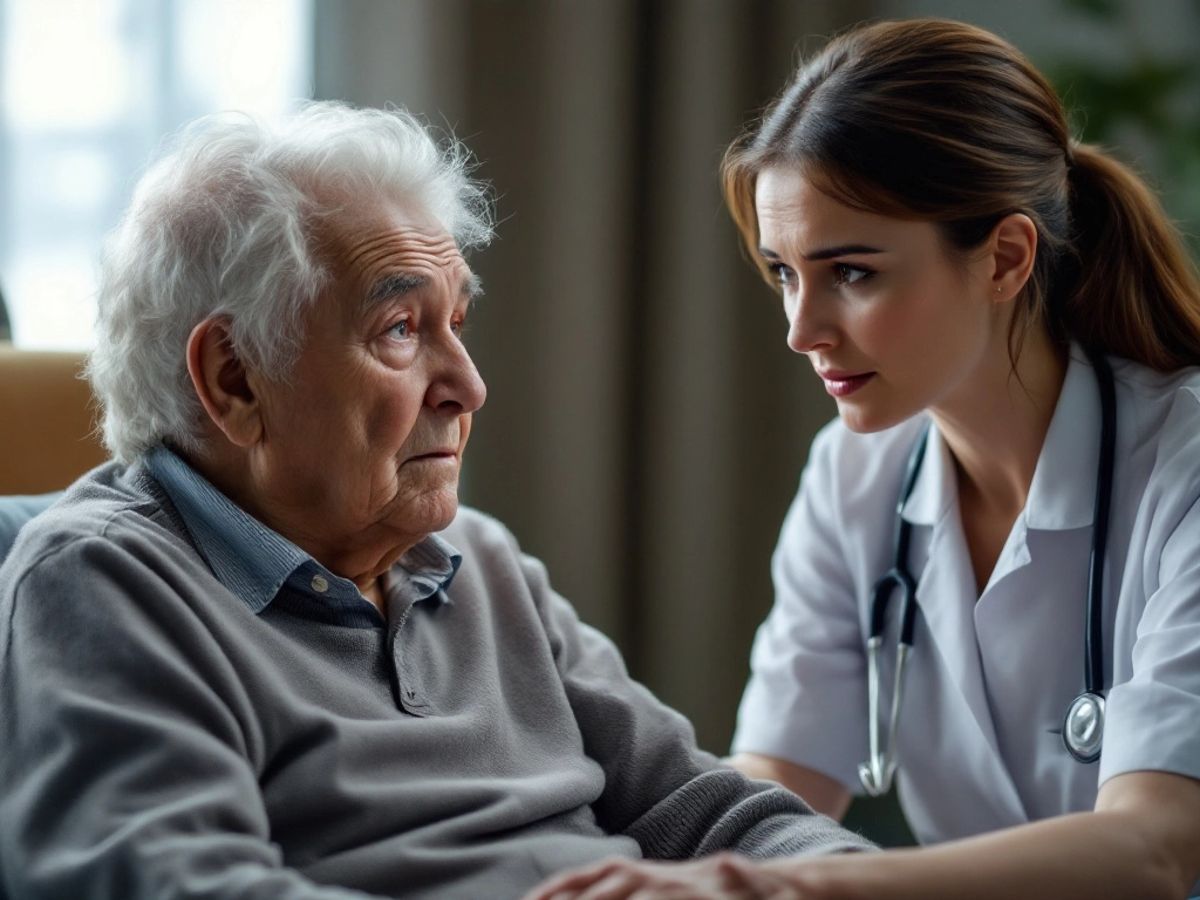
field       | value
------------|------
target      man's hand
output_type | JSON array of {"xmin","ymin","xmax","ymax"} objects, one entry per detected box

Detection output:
[{"xmin": 522, "ymin": 853, "xmax": 814, "ymax": 900}]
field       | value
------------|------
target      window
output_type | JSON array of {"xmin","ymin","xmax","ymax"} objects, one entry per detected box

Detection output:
[{"xmin": 0, "ymin": 0, "xmax": 312, "ymax": 349}]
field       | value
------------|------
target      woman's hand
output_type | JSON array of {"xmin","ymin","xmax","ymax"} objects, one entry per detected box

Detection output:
[{"xmin": 522, "ymin": 852, "xmax": 818, "ymax": 900}]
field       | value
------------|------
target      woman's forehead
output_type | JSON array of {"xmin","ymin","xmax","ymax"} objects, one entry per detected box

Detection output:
[{"xmin": 755, "ymin": 168, "xmax": 938, "ymax": 256}]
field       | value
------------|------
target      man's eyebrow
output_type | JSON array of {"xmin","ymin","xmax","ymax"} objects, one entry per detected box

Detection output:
[
  {"xmin": 758, "ymin": 243, "xmax": 885, "ymax": 262},
  {"xmin": 364, "ymin": 271, "xmax": 484, "ymax": 307},
  {"xmin": 366, "ymin": 272, "xmax": 427, "ymax": 305}
]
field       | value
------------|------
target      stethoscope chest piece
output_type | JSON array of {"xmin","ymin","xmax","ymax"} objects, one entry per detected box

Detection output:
[{"xmin": 1063, "ymin": 691, "xmax": 1105, "ymax": 763}]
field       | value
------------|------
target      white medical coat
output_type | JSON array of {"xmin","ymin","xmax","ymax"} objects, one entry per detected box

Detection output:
[{"xmin": 733, "ymin": 347, "xmax": 1200, "ymax": 845}]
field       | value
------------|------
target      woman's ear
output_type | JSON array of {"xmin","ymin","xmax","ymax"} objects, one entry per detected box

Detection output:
[
  {"xmin": 185, "ymin": 317, "xmax": 263, "ymax": 448},
  {"xmin": 989, "ymin": 213, "xmax": 1038, "ymax": 303}
]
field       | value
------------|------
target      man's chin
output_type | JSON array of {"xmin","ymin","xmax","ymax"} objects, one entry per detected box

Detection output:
[
  {"xmin": 399, "ymin": 489, "xmax": 460, "ymax": 535},
  {"xmin": 428, "ymin": 498, "xmax": 460, "ymax": 532}
]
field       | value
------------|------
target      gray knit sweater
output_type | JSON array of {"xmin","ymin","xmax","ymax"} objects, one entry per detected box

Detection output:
[{"xmin": 0, "ymin": 462, "xmax": 871, "ymax": 899}]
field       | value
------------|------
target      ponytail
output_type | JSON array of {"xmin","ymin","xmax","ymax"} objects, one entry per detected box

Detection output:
[{"xmin": 1057, "ymin": 144, "xmax": 1200, "ymax": 370}]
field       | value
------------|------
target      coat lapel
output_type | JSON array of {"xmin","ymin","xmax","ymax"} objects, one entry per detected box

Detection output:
[{"xmin": 901, "ymin": 427, "xmax": 1029, "ymax": 824}]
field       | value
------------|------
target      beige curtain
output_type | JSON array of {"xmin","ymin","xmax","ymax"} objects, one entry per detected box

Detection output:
[{"xmin": 313, "ymin": 0, "xmax": 871, "ymax": 753}]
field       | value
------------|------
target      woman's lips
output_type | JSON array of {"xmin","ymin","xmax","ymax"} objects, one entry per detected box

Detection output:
[{"xmin": 818, "ymin": 371, "xmax": 875, "ymax": 397}]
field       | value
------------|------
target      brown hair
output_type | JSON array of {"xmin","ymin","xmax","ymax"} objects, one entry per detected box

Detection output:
[{"xmin": 722, "ymin": 18, "xmax": 1200, "ymax": 370}]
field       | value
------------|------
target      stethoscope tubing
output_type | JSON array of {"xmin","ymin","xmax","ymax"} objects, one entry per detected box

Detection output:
[
  {"xmin": 869, "ymin": 426, "xmax": 929, "ymax": 648},
  {"xmin": 1086, "ymin": 352, "xmax": 1117, "ymax": 695},
  {"xmin": 862, "ymin": 349, "xmax": 1117, "ymax": 791}
]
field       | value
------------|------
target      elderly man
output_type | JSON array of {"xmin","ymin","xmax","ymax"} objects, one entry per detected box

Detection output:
[{"xmin": 0, "ymin": 103, "xmax": 870, "ymax": 900}]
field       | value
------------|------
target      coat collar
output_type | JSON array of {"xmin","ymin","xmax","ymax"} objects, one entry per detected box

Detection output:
[
  {"xmin": 900, "ymin": 345, "xmax": 1102, "ymax": 533},
  {"xmin": 1025, "ymin": 345, "xmax": 1103, "ymax": 531}
]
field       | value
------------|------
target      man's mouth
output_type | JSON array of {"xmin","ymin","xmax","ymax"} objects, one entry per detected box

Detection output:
[{"xmin": 406, "ymin": 449, "xmax": 457, "ymax": 463}]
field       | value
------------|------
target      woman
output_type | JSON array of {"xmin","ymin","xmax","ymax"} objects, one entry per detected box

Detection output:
[{"xmin": 530, "ymin": 17, "xmax": 1200, "ymax": 900}]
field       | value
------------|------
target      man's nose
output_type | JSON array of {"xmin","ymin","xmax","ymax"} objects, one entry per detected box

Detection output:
[{"xmin": 429, "ymin": 337, "xmax": 487, "ymax": 414}]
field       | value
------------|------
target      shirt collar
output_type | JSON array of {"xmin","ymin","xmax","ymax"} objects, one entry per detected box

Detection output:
[
  {"xmin": 900, "ymin": 344, "xmax": 1102, "ymax": 532},
  {"xmin": 394, "ymin": 533, "xmax": 462, "ymax": 602},
  {"xmin": 145, "ymin": 445, "xmax": 462, "ymax": 613}
]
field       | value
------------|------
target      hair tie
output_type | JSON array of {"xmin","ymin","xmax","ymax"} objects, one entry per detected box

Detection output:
[{"xmin": 1065, "ymin": 140, "xmax": 1080, "ymax": 170}]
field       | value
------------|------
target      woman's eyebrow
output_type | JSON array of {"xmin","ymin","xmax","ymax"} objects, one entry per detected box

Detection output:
[
  {"xmin": 803, "ymin": 243, "xmax": 885, "ymax": 260},
  {"xmin": 758, "ymin": 244, "xmax": 886, "ymax": 261}
]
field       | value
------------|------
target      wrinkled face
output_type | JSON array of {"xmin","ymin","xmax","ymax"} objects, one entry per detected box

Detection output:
[
  {"xmin": 754, "ymin": 167, "xmax": 998, "ymax": 433},
  {"xmin": 252, "ymin": 201, "xmax": 486, "ymax": 550}
]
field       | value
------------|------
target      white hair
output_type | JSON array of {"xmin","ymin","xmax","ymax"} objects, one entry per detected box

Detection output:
[{"xmin": 88, "ymin": 101, "xmax": 493, "ymax": 463}]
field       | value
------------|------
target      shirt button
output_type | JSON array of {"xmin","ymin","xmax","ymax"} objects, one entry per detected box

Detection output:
[{"xmin": 311, "ymin": 574, "xmax": 329, "ymax": 593}]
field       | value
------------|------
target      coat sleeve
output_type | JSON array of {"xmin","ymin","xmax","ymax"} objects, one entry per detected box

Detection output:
[
  {"xmin": 1101, "ymin": 481, "xmax": 1200, "ymax": 785},
  {"xmin": 519, "ymin": 547, "xmax": 876, "ymax": 861},
  {"xmin": 731, "ymin": 422, "xmax": 872, "ymax": 792},
  {"xmin": 0, "ymin": 535, "xmax": 380, "ymax": 900}
]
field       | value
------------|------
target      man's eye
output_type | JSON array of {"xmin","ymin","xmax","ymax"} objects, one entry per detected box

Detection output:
[
  {"xmin": 833, "ymin": 263, "xmax": 873, "ymax": 286},
  {"xmin": 767, "ymin": 262, "xmax": 794, "ymax": 288}
]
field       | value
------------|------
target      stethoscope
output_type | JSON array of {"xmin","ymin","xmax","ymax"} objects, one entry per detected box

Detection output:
[{"xmin": 858, "ymin": 350, "xmax": 1117, "ymax": 797}]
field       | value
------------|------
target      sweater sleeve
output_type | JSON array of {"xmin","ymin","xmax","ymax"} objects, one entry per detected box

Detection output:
[
  {"xmin": 520, "ymin": 551, "xmax": 875, "ymax": 860},
  {"xmin": 0, "ymin": 534, "xmax": 380, "ymax": 900}
]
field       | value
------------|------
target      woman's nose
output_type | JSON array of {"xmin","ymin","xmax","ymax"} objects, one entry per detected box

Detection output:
[{"xmin": 784, "ymin": 287, "xmax": 835, "ymax": 354}]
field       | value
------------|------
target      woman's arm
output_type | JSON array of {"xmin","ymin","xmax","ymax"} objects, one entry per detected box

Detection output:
[
  {"xmin": 774, "ymin": 770, "xmax": 1200, "ymax": 900},
  {"xmin": 524, "ymin": 771, "xmax": 1200, "ymax": 899},
  {"xmin": 728, "ymin": 752, "xmax": 853, "ymax": 821}
]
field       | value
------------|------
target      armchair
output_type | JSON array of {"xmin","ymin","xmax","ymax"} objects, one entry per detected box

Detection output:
[{"xmin": 0, "ymin": 346, "xmax": 108, "ymax": 561}]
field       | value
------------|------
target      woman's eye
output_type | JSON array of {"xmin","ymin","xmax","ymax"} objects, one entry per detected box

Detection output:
[
  {"xmin": 767, "ymin": 262, "xmax": 795, "ymax": 288},
  {"xmin": 833, "ymin": 263, "xmax": 873, "ymax": 286},
  {"xmin": 451, "ymin": 318, "xmax": 467, "ymax": 338},
  {"xmin": 387, "ymin": 319, "xmax": 411, "ymax": 339}
]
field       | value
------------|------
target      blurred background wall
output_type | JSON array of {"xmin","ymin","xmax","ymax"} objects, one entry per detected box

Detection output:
[{"xmin": 3, "ymin": 0, "xmax": 1198, "ymax": 845}]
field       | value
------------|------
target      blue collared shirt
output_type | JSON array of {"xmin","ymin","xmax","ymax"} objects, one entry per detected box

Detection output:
[{"xmin": 144, "ymin": 445, "xmax": 460, "ymax": 628}]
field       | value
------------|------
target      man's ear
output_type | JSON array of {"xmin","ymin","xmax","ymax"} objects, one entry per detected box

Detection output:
[
  {"xmin": 185, "ymin": 317, "xmax": 263, "ymax": 448},
  {"xmin": 988, "ymin": 213, "xmax": 1038, "ymax": 303}
]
